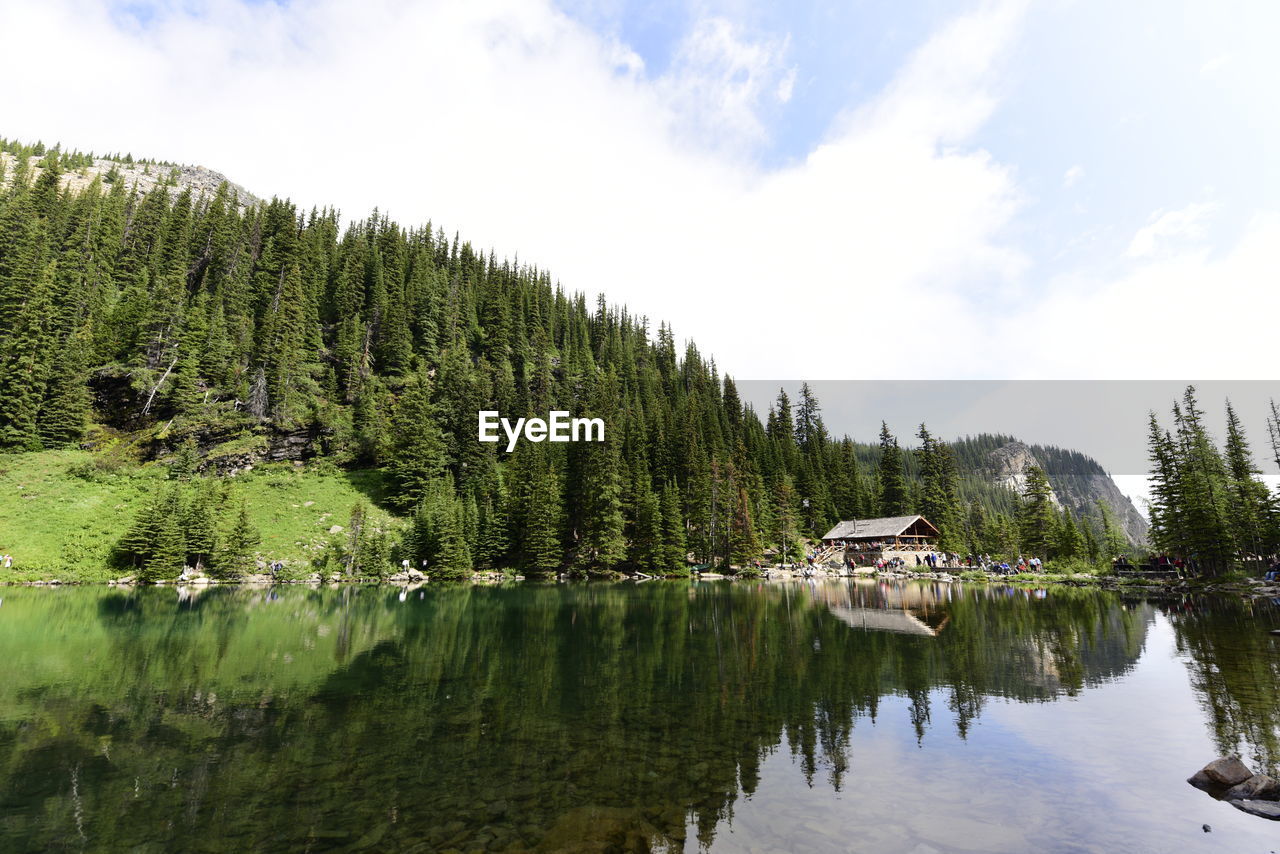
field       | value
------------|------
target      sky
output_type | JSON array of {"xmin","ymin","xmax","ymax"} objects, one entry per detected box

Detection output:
[{"xmin": 2, "ymin": 0, "xmax": 1278, "ymax": 491}]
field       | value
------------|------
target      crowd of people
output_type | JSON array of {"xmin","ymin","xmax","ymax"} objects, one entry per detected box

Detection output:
[{"xmin": 833, "ymin": 546, "xmax": 1048, "ymax": 575}]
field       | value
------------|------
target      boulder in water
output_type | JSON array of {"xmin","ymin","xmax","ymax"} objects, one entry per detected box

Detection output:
[
  {"xmin": 1191, "ymin": 757, "xmax": 1253, "ymax": 788},
  {"xmin": 1224, "ymin": 774, "xmax": 1280, "ymax": 801}
]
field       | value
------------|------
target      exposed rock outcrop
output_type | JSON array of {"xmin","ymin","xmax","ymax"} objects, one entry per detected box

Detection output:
[
  {"xmin": 987, "ymin": 441, "xmax": 1062, "ymax": 508},
  {"xmin": 1, "ymin": 151, "xmax": 259, "ymax": 208},
  {"xmin": 985, "ymin": 440, "xmax": 1150, "ymax": 546}
]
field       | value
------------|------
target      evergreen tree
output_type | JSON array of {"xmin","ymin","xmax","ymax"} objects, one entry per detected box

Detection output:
[
  {"xmin": 1017, "ymin": 465, "xmax": 1055, "ymax": 558},
  {"xmin": 475, "ymin": 494, "xmax": 510, "ymax": 569},
  {"xmin": 1146, "ymin": 411, "xmax": 1181, "ymax": 556},
  {"xmin": 384, "ymin": 371, "xmax": 445, "ymax": 510},
  {"xmin": 1171, "ymin": 388, "xmax": 1234, "ymax": 574},
  {"xmin": 727, "ymin": 477, "xmax": 762, "ymax": 568},
  {"xmin": 37, "ymin": 326, "xmax": 93, "ymax": 448},
  {"xmin": 659, "ymin": 481, "xmax": 688, "ymax": 573},
  {"xmin": 575, "ymin": 374, "xmax": 626, "ymax": 571},
  {"xmin": 184, "ymin": 484, "xmax": 220, "ymax": 574},
  {"xmin": 357, "ymin": 527, "xmax": 393, "ymax": 578},
  {"xmin": 629, "ymin": 478, "xmax": 663, "ymax": 570},
  {"xmin": 344, "ymin": 502, "xmax": 368, "ymax": 576},
  {"xmin": 1053, "ymin": 511, "xmax": 1083, "ymax": 561},
  {"xmin": 170, "ymin": 436, "xmax": 200, "ymax": 480},
  {"xmin": 917, "ymin": 424, "xmax": 961, "ymax": 550},
  {"xmin": 0, "ymin": 260, "xmax": 55, "ymax": 450},
  {"xmin": 352, "ymin": 378, "xmax": 391, "ymax": 464},
  {"xmin": 407, "ymin": 475, "xmax": 472, "ymax": 579},
  {"xmin": 522, "ymin": 460, "xmax": 563, "ymax": 577},
  {"xmin": 877, "ymin": 423, "xmax": 909, "ymax": 516},
  {"xmin": 258, "ymin": 263, "xmax": 311, "ymax": 423},
  {"xmin": 1096, "ymin": 500, "xmax": 1127, "ymax": 562},
  {"xmin": 116, "ymin": 487, "xmax": 167, "ymax": 573},
  {"xmin": 137, "ymin": 486, "xmax": 187, "ymax": 582},
  {"xmin": 218, "ymin": 501, "xmax": 261, "ymax": 579},
  {"xmin": 1223, "ymin": 400, "xmax": 1275, "ymax": 559},
  {"xmin": 771, "ymin": 475, "xmax": 802, "ymax": 563}
]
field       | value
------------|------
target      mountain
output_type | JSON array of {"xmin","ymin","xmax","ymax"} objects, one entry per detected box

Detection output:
[
  {"xmin": 0, "ymin": 145, "xmax": 258, "ymax": 208},
  {"xmin": 986, "ymin": 440, "xmax": 1064, "ymax": 506},
  {"xmin": 957, "ymin": 436, "xmax": 1148, "ymax": 546}
]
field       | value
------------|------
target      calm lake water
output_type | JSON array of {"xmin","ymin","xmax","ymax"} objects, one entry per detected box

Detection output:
[{"xmin": 0, "ymin": 580, "xmax": 1277, "ymax": 853}]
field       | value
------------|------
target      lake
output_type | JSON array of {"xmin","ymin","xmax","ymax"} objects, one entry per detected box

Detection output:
[{"xmin": 0, "ymin": 580, "xmax": 1277, "ymax": 852}]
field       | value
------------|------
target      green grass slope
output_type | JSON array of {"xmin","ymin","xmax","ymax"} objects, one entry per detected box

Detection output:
[{"xmin": 0, "ymin": 451, "xmax": 399, "ymax": 582}]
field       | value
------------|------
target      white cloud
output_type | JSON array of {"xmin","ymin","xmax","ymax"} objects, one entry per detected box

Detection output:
[
  {"xmin": 1062, "ymin": 164, "xmax": 1084, "ymax": 188},
  {"xmin": 1199, "ymin": 53, "xmax": 1233, "ymax": 77},
  {"xmin": 1125, "ymin": 202, "xmax": 1219, "ymax": 259},
  {"xmin": 1010, "ymin": 212, "xmax": 1280, "ymax": 379},
  {"xmin": 776, "ymin": 67, "xmax": 797, "ymax": 104},
  {"xmin": 657, "ymin": 16, "xmax": 796, "ymax": 157},
  {"xmin": 0, "ymin": 0, "xmax": 1029, "ymax": 380}
]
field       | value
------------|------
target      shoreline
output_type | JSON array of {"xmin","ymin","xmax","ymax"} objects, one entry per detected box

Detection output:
[{"xmin": 4, "ymin": 567, "xmax": 1279, "ymax": 600}]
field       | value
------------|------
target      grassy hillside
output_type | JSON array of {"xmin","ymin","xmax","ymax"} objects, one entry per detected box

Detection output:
[{"xmin": 0, "ymin": 451, "xmax": 399, "ymax": 582}]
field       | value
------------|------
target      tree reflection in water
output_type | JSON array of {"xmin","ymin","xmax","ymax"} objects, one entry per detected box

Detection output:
[
  {"xmin": 1163, "ymin": 593, "xmax": 1280, "ymax": 776},
  {"xmin": 0, "ymin": 580, "xmax": 1273, "ymax": 851}
]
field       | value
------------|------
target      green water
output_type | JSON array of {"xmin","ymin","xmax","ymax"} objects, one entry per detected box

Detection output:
[{"xmin": 0, "ymin": 580, "xmax": 1277, "ymax": 853}]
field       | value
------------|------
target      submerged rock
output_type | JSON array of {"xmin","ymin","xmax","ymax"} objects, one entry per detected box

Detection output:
[
  {"xmin": 1231, "ymin": 800, "xmax": 1280, "ymax": 820},
  {"xmin": 1224, "ymin": 774, "xmax": 1280, "ymax": 801},
  {"xmin": 534, "ymin": 805, "xmax": 666, "ymax": 852}
]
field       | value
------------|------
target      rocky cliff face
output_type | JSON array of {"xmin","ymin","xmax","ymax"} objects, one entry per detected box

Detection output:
[
  {"xmin": 987, "ymin": 441, "xmax": 1063, "ymax": 508},
  {"xmin": 986, "ymin": 440, "xmax": 1149, "ymax": 545},
  {"xmin": 1, "ymin": 152, "xmax": 259, "ymax": 208}
]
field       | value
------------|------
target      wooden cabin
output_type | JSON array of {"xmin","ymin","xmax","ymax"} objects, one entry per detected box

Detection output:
[{"xmin": 820, "ymin": 515, "xmax": 941, "ymax": 553}]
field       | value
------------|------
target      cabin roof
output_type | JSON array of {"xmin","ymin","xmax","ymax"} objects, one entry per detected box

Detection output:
[{"xmin": 820, "ymin": 515, "xmax": 940, "ymax": 541}]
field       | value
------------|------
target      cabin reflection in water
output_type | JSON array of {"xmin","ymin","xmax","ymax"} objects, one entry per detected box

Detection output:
[{"xmin": 814, "ymin": 581, "xmax": 952, "ymax": 636}]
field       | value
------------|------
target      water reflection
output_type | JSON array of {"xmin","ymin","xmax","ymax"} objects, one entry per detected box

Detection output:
[
  {"xmin": 0, "ymin": 581, "xmax": 1274, "ymax": 852},
  {"xmin": 1163, "ymin": 594, "xmax": 1280, "ymax": 776}
]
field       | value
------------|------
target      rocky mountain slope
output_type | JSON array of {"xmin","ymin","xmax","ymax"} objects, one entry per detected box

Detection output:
[
  {"xmin": 0, "ymin": 151, "xmax": 259, "ymax": 207},
  {"xmin": 985, "ymin": 439, "xmax": 1149, "ymax": 545}
]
